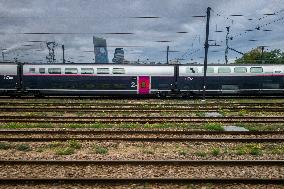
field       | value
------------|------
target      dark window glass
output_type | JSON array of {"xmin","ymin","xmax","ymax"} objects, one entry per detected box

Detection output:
[
  {"xmin": 29, "ymin": 68, "xmax": 36, "ymax": 73},
  {"xmin": 81, "ymin": 68, "xmax": 94, "ymax": 74},
  {"xmin": 39, "ymin": 68, "xmax": 45, "ymax": 74},
  {"xmin": 65, "ymin": 68, "xmax": 78, "ymax": 74},
  {"xmin": 97, "ymin": 68, "xmax": 109, "ymax": 74},
  {"xmin": 48, "ymin": 68, "xmax": 61, "ymax": 74}
]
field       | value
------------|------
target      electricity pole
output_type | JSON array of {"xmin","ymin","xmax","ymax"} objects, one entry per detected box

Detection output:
[
  {"xmin": 202, "ymin": 7, "xmax": 211, "ymax": 101},
  {"xmin": 225, "ymin": 26, "xmax": 230, "ymax": 64},
  {"xmin": 260, "ymin": 46, "xmax": 265, "ymax": 64},
  {"xmin": 166, "ymin": 46, "xmax": 169, "ymax": 64},
  {"xmin": 62, "ymin": 45, "xmax": 65, "ymax": 63}
]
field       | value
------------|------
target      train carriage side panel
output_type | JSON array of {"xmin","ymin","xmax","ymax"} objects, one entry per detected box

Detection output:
[
  {"xmin": 22, "ymin": 64, "xmax": 175, "ymax": 96},
  {"xmin": 178, "ymin": 64, "xmax": 284, "ymax": 96},
  {"xmin": 0, "ymin": 63, "xmax": 18, "ymax": 95}
]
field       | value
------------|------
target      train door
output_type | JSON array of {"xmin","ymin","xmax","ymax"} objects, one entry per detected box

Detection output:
[{"xmin": 138, "ymin": 76, "xmax": 151, "ymax": 94}]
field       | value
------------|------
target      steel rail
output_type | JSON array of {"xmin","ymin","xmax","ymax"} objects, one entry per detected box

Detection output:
[
  {"xmin": 0, "ymin": 115, "xmax": 282, "ymax": 119},
  {"xmin": 1, "ymin": 119, "xmax": 283, "ymax": 124},
  {"xmin": 1, "ymin": 130, "xmax": 283, "ymax": 135},
  {"xmin": 0, "ymin": 102, "xmax": 283, "ymax": 106},
  {"xmin": 0, "ymin": 107, "xmax": 283, "ymax": 113},
  {"xmin": 0, "ymin": 178, "xmax": 283, "ymax": 184},
  {"xmin": 0, "ymin": 115, "xmax": 283, "ymax": 123},
  {"xmin": 1, "ymin": 137, "xmax": 283, "ymax": 142}
]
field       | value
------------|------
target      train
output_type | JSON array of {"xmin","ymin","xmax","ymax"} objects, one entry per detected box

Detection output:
[{"xmin": 0, "ymin": 62, "xmax": 283, "ymax": 97}]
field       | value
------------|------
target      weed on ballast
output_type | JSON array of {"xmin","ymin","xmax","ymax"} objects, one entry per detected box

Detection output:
[
  {"xmin": 55, "ymin": 147, "xmax": 75, "ymax": 155},
  {"xmin": 68, "ymin": 140, "xmax": 82, "ymax": 149},
  {"xmin": 204, "ymin": 123, "xmax": 224, "ymax": 131},
  {"xmin": 195, "ymin": 151, "xmax": 207, "ymax": 157},
  {"xmin": 196, "ymin": 112, "xmax": 205, "ymax": 117},
  {"xmin": 211, "ymin": 148, "xmax": 220, "ymax": 156},
  {"xmin": 16, "ymin": 144, "xmax": 31, "ymax": 151},
  {"xmin": 0, "ymin": 142, "xmax": 11, "ymax": 150},
  {"xmin": 235, "ymin": 144, "xmax": 263, "ymax": 156},
  {"xmin": 178, "ymin": 149, "xmax": 188, "ymax": 156},
  {"xmin": 93, "ymin": 145, "xmax": 108, "ymax": 154}
]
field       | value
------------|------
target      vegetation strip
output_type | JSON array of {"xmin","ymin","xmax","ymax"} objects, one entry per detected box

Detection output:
[
  {"xmin": 1, "ymin": 115, "xmax": 282, "ymax": 119},
  {"xmin": 0, "ymin": 178, "xmax": 283, "ymax": 184},
  {"xmin": 1, "ymin": 117, "xmax": 283, "ymax": 124},
  {"xmin": 1, "ymin": 130, "xmax": 283, "ymax": 135},
  {"xmin": 0, "ymin": 160, "xmax": 283, "ymax": 165},
  {"xmin": 1, "ymin": 107, "xmax": 283, "ymax": 112},
  {"xmin": 1, "ymin": 137, "xmax": 283, "ymax": 142}
]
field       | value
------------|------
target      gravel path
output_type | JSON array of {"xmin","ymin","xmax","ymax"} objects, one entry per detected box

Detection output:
[
  {"xmin": 0, "ymin": 164, "xmax": 283, "ymax": 179},
  {"xmin": 1, "ymin": 183, "xmax": 284, "ymax": 189}
]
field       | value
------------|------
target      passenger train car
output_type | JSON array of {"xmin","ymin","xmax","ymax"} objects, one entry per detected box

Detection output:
[{"xmin": 0, "ymin": 62, "xmax": 283, "ymax": 97}]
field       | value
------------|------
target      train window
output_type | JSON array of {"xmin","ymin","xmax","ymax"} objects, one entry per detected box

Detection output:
[
  {"xmin": 202, "ymin": 67, "xmax": 214, "ymax": 73},
  {"xmin": 113, "ymin": 68, "xmax": 125, "ymax": 74},
  {"xmin": 186, "ymin": 67, "xmax": 199, "ymax": 74},
  {"xmin": 29, "ymin": 68, "xmax": 36, "ymax": 73},
  {"xmin": 97, "ymin": 68, "xmax": 109, "ymax": 74},
  {"xmin": 250, "ymin": 67, "xmax": 263, "ymax": 73},
  {"xmin": 65, "ymin": 68, "xmax": 78, "ymax": 74},
  {"xmin": 39, "ymin": 68, "xmax": 45, "ymax": 74},
  {"xmin": 81, "ymin": 68, "xmax": 94, "ymax": 74},
  {"xmin": 207, "ymin": 67, "xmax": 214, "ymax": 73},
  {"xmin": 234, "ymin": 67, "xmax": 247, "ymax": 73},
  {"xmin": 48, "ymin": 68, "xmax": 61, "ymax": 74},
  {"xmin": 218, "ymin": 67, "xmax": 231, "ymax": 73},
  {"xmin": 275, "ymin": 70, "xmax": 282, "ymax": 73}
]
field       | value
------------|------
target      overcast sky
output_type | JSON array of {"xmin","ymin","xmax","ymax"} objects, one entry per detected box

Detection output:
[{"xmin": 0, "ymin": 0, "xmax": 283, "ymax": 64}]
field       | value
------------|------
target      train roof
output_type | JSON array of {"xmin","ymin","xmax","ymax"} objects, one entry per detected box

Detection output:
[{"xmin": 0, "ymin": 62, "xmax": 283, "ymax": 67}]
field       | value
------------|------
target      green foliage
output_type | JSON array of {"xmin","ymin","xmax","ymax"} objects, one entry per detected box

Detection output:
[
  {"xmin": 204, "ymin": 123, "xmax": 224, "ymax": 131},
  {"xmin": 235, "ymin": 48, "xmax": 284, "ymax": 64},
  {"xmin": 178, "ymin": 149, "xmax": 188, "ymax": 156},
  {"xmin": 219, "ymin": 109, "xmax": 230, "ymax": 116},
  {"xmin": 238, "ymin": 109, "xmax": 249, "ymax": 116},
  {"xmin": 195, "ymin": 151, "xmax": 207, "ymax": 157},
  {"xmin": 235, "ymin": 144, "xmax": 262, "ymax": 156},
  {"xmin": 270, "ymin": 146, "xmax": 284, "ymax": 155},
  {"xmin": 93, "ymin": 145, "xmax": 108, "ymax": 154},
  {"xmin": 0, "ymin": 142, "xmax": 11, "ymax": 150},
  {"xmin": 16, "ymin": 144, "xmax": 31, "ymax": 151},
  {"xmin": 211, "ymin": 148, "xmax": 220, "ymax": 156},
  {"xmin": 55, "ymin": 147, "xmax": 75, "ymax": 155},
  {"xmin": 196, "ymin": 112, "xmax": 205, "ymax": 117},
  {"xmin": 48, "ymin": 141, "xmax": 64, "ymax": 148},
  {"xmin": 68, "ymin": 140, "xmax": 82, "ymax": 149}
]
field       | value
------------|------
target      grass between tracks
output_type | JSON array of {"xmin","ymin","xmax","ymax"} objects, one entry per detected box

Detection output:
[
  {"xmin": 1, "ymin": 141, "xmax": 284, "ymax": 157},
  {"xmin": 0, "ymin": 122, "xmax": 283, "ymax": 131}
]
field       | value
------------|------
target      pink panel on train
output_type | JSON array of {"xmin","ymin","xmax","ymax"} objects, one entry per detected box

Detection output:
[{"xmin": 138, "ymin": 76, "xmax": 150, "ymax": 94}]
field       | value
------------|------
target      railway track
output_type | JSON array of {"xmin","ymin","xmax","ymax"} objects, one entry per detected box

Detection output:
[
  {"xmin": 0, "ymin": 160, "xmax": 283, "ymax": 185},
  {"xmin": 1, "ymin": 101, "xmax": 283, "ymax": 113},
  {"xmin": 0, "ymin": 115, "xmax": 283, "ymax": 124},
  {"xmin": 0, "ymin": 101, "xmax": 283, "ymax": 107},
  {"xmin": 0, "ymin": 95, "xmax": 283, "ymax": 100},
  {"xmin": 1, "ymin": 107, "xmax": 283, "ymax": 113},
  {"xmin": 1, "ymin": 129, "xmax": 283, "ymax": 135},
  {"xmin": 1, "ymin": 129, "xmax": 283, "ymax": 142}
]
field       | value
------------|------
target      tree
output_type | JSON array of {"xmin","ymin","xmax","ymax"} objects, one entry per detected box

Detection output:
[{"xmin": 235, "ymin": 48, "xmax": 284, "ymax": 64}]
